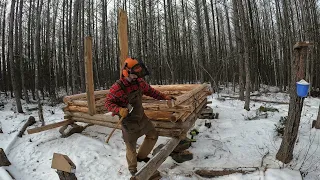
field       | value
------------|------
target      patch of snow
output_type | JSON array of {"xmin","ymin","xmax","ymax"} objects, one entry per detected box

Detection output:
[{"xmin": 297, "ymin": 79, "xmax": 309, "ymax": 85}]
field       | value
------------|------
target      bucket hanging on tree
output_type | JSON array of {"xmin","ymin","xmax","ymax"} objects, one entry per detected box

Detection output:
[{"xmin": 296, "ymin": 79, "xmax": 310, "ymax": 98}]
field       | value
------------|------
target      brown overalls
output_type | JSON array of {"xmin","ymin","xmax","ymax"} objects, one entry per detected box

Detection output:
[{"xmin": 119, "ymin": 81, "xmax": 158, "ymax": 172}]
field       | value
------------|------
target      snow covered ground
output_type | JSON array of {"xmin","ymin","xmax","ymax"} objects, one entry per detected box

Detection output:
[{"xmin": 1, "ymin": 87, "xmax": 320, "ymax": 180}]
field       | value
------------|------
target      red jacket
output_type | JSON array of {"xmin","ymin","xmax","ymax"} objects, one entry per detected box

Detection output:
[{"xmin": 105, "ymin": 78, "xmax": 166, "ymax": 116}]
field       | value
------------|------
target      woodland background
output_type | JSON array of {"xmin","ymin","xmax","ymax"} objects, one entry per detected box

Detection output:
[{"xmin": 0, "ymin": 0, "xmax": 319, "ymax": 110}]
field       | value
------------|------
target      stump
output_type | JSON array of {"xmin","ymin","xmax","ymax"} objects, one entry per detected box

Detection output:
[
  {"xmin": 18, "ymin": 116, "xmax": 36, "ymax": 137},
  {"xmin": 148, "ymin": 170, "xmax": 161, "ymax": 180},
  {"xmin": 170, "ymin": 150, "xmax": 193, "ymax": 163},
  {"xmin": 51, "ymin": 153, "xmax": 77, "ymax": 180},
  {"xmin": 59, "ymin": 123, "xmax": 93, "ymax": 138},
  {"xmin": 56, "ymin": 170, "xmax": 77, "ymax": 180},
  {"xmin": 0, "ymin": 148, "xmax": 11, "ymax": 166},
  {"xmin": 173, "ymin": 138, "xmax": 192, "ymax": 153}
]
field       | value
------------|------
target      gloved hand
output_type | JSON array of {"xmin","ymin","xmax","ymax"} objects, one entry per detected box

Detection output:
[
  {"xmin": 119, "ymin": 108, "xmax": 129, "ymax": 118},
  {"xmin": 164, "ymin": 95, "xmax": 176, "ymax": 100}
]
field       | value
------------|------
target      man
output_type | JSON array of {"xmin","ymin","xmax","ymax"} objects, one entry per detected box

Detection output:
[{"xmin": 105, "ymin": 57, "xmax": 175, "ymax": 175}]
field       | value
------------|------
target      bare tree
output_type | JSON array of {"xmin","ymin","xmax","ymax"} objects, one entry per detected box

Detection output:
[
  {"xmin": 8, "ymin": 0, "xmax": 23, "ymax": 113},
  {"xmin": 232, "ymin": 0, "xmax": 244, "ymax": 100},
  {"xmin": 35, "ymin": 0, "xmax": 44, "ymax": 125},
  {"xmin": 71, "ymin": 0, "xmax": 80, "ymax": 94}
]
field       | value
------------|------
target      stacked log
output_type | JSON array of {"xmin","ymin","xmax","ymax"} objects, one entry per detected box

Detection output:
[{"xmin": 63, "ymin": 84, "xmax": 212, "ymax": 137}]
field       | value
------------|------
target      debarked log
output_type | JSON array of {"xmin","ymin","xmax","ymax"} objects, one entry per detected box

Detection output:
[
  {"xmin": 63, "ymin": 84, "xmax": 202, "ymax": 104},
  {"xmin": 70, "ymin": 117, "xmax": 182, "ymax": 137},
  {"xmin": 68, "ymin": 114, "xmax": 188, "ymax": 129},
  {"xmin": 174, "ymin": 83, "xmax": 211, "ymax": 106},
  {"xmin": 63, "ymin": 90, "xmax": 110, "ymax": 103},
  {"xmin": 65, "ymin": 106, "xmax": 180, "ymax": 121}
]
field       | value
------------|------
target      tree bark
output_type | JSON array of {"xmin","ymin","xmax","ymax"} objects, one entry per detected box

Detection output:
[{"xmin": 71, "ymin": 0, "xmax": 80, "ymax": 94}]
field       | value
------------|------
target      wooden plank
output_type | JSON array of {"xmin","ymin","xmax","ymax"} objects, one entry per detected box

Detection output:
[
  {"xmin": 118, "ymin": 9, "xmax": 128, "ymax": 77},
  {"xmin": 131, "ymin": 138, "xmax": 180, "ymax": 180},
  {"xmin": 84, "ymin": 36, "xmax": 96, "ymax": 115},
  {"xmin": 27, "ymin": 120, "xmax": 74, "ymax": 134}
]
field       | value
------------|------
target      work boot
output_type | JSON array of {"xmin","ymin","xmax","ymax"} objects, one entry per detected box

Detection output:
[
  {"xmin": 129, "ymin": 169, "xmax": 137, "ymax": 176},
  {"xmin": 137, "ymin": 156, "xmax": 150, "ymax": 163}
]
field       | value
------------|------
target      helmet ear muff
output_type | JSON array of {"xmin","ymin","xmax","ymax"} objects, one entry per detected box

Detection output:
[
  {"xmin": 122, "ymin": 69, "xmax": 129, "ymax": 77},
  {"xmin": 122, "ymin": 62, "xmax": 129, "ymax": 77}
]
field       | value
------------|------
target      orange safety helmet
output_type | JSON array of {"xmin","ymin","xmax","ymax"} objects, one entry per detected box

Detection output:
[{"xmin": 122, "ymin": 57, "xmax": 142, "ymax": 77}]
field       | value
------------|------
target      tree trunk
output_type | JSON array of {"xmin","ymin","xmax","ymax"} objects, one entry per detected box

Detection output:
[
  {"xmin": 232, "ymin": 0, "xmax": 244, "ymax": 100},
  {"xmin": 35, "ymin": 0, "xmax": 44, "ymax": 126},
  {"xmin": 1, "ymin": 1, "xmax": 7, "ymax": 95},
  {"xmin": 18, "ymin": 0, "xmax": 30, "ymax": 104},
  {"xmin": 8, "ymin": 0, "xmax": 23, "ymax": 113},
  {"xmin": 276, "ymin": 42, "xmax": 311, "ymax": 163},
  {"xmin": 194, "ymin": 0, "xmax": 205, "ymax": 83},
  {"xmin": 71, "ymin": 0, "xmax": 80, "ymax": 94}
]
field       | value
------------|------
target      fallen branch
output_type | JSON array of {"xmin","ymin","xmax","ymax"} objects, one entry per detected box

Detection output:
[
  {"xmin": 221, "ymin": 95, "xmax": 289, "ymax": 104},
  {"xmin": 195, "ymin": 167, "xmax": 259, "ymax": 178}
]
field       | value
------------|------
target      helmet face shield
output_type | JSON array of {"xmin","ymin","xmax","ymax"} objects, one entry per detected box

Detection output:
[{"xmin": 130, "ymin": 60, "xmax": 150, "ymax": 78}]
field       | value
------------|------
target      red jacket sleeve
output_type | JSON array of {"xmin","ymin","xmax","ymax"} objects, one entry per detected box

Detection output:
[
  {"xmin": 138, "ymin": 78, "xmax": 166, "ymax": 100},
  {"xmin": 105, "ymin": 82, "xmax": 123, "ymax": 116}
]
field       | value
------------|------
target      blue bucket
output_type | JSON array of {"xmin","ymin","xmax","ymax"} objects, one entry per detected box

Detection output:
[{"xmin": 296, "ymin": 80, "xmax": 310, "ymax": 98}]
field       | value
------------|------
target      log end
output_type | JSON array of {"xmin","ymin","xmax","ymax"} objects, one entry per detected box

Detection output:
[{"xmin": 0, "ymin": 148, "xmax": 11, "ymax": 166}]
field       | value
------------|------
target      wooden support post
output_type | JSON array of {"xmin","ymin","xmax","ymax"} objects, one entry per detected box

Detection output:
[
  {"xmin": 276, "ymin": 41, "xmax": 312, "ymax": 163},
  {"xmin": 84, "ymin": 36, "xmax": 96, "ymax": 115},
  {"xmin": 131, "ymin": 138, "xmax": 180, "ymax": 180},
  {"xmin": 118, "ymin": 9, "xmax": 128, "ymax": 77}
]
